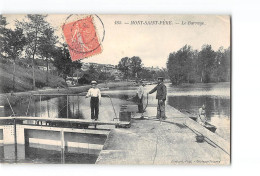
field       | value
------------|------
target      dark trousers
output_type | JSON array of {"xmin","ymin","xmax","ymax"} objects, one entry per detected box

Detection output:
[
  {"xmin": 90, "ymin": 97, "xmax": 99, "ymax": 119},
  {"xmin": 138, "ymin": 96, "xmax": 144, "ymax": 113},
  {"xmin": 157, "ymin": 99, "xmax": 166, "ymax": 119}
]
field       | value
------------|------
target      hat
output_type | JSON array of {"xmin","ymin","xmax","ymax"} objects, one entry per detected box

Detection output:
[
  {"xmin": 91, "ymin": 81, "xmax": 97, "ymax": 84},
  {"xmin": 157, "ymin": 77, "xmax": 164, "ymax": 80}
]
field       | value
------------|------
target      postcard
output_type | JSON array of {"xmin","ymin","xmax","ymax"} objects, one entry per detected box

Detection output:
[{"xmin": 0, "ymin": 14, "xmax": 230, "ymax": 164}]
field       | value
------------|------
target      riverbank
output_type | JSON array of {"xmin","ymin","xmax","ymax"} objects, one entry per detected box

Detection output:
[
  {"xmin": 0, "ymin": 63, "xmax": 66, "ymax": 93},
  {"xmin": 0, "ymin": 81, "xmax": 138, "ymax": 106}
]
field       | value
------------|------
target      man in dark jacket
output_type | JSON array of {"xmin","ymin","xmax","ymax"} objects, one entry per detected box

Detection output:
[{"xmin": 148, "ymin": 77, "xmax": 167, "ymax": 120}]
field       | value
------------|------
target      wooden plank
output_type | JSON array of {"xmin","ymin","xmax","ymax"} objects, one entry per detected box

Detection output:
[
  {"xmin": 33, "ymin": 94, "xmax": 86, "ymax": 96},
  {"xmin": 32, "ymin": 94, "xmax": 109, "ymax": 97},
  {"xmin": 17, "ymin": 124, "xmax": 110, "ymax": 135},
  {"xmin": 184, "ymin": 118, "xmax": 230, "ymax": 155},
  {"xmin": 0, "ymin": 116, "xmax": 130, "ymax": 126}
]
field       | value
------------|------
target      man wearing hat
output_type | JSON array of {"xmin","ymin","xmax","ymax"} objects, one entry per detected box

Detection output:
[
  {"xmin": 148, "ymin": 77, "xmax": 167, "ymax": 120},
  {"xmin": 85, "ymin": 80, "xmax": 101, "ymax": 121}
]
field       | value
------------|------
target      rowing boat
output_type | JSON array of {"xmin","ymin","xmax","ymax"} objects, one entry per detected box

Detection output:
[{"xmin": 180, "ymin": 109, "xmax": 217, "ymax": 133}]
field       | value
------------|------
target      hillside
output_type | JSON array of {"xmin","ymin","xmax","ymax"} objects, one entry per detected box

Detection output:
[{"xmin": 0, "ymin": 63, "xmax": 67, "ymax": 93}]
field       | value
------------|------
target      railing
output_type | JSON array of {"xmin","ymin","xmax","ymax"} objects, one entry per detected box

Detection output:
[
  {"xmin": 3, "ymin": 93, "xmax": 118, "ymax": 121},
  {"xmin": 0, "ymin": 116, "xmax": 130, "ymax": 128}
]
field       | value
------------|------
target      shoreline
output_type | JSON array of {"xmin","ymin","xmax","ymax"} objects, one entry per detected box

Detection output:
[{"xmin": 0, "ymin": 81, "xmax": 138, "ymax": 106}]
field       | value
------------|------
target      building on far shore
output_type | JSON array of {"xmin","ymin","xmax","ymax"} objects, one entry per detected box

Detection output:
[{"xmin": 81, "ymin": 62, "xmax": 124, "ymax": 81}]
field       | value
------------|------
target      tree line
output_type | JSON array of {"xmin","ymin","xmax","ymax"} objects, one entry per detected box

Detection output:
[
  {"xmin": 0, "ymin": 15, "xmax": 82, "ymax": 90},
  {"xmin": 117, "ymin": 56, "xmax": 168, "ymax": 81},
  {"xmin": 167, "ymin": 45, "xmax": 230, "ymax": 85}
]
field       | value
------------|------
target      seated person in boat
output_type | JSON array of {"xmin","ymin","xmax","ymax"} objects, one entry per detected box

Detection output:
[{"xmin": 197, "ymin": 104, "xmax": 206, "ymax": 125}]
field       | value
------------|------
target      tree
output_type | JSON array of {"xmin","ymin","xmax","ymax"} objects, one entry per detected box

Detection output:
[
  {"xmin": 52, "ymin": 44, "xmax": 82, "ymax": 82},
  {"xmin": 213, "ymin": 47, "xmax": 230, "ymax": 82},
  {"xmin": 223, "ymin": 47, "xmax": 230, "ymax": 81},
  {"xmin": 87, "ymin": 65, "xmax": 99, "ymax": 81},
  {"xmin": 37, "ymin": 27, "xmax": 58, "ymax": 85},
  {"xmin": 0, "ymin": 15, "xmax": 8, "ymax": 60},
  {"xmin": 167, "ymin": 45, "xmax": 193, "ymax": 85},
  {"xmin": 118, "ymin": 57, "xmax": 131, "ymax": 80},
  {"xmin": 140, "ymin": 69, "xmax": 153, "ymax": 81},
  {"xmin": 78, "ymin": 65, "xmax": 99, "ymax": 85},
  {"xmin": 130, "ymin": 56, "xmax": 142, "ymax": 78},
  {"xmin": 1, "ymin": 27, "xmax": 26, "ymax": 90},
  {"xmin": 198, "ymin": 45, "xmax": 216, "ymax": 83},
  {"xmin": 16, "ymin": 14, "xmax": 54, "ymax": 89}
]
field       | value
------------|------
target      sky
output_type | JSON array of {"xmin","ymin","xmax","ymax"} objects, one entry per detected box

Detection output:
[{"xmin": 4, "ymin": 14, "xmax": 230, "ymax": 68}]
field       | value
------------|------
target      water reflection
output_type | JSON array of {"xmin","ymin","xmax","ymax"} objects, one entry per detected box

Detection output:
[
  {"xmin": 3, "ymin": 95, "xmax": 136, "ymax": 121},
  {"xmin": 167, "ymin": 96, "xmax": 230, "ymax": 120},
  {"xmin": 0, "ymin": 145, "xmax": 98, "ymax": 164},
  {"xmin": 167, "ymin": 95, "xmax": 230, "ymax": 141}
]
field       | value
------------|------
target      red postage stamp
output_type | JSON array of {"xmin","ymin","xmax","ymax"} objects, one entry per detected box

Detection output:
[{"xmin": 62, "ymin": 16, "xmax": 102, "ymax": 61}]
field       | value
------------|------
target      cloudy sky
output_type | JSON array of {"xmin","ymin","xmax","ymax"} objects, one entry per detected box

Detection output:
[{"xmin": 5, "ymin": 14, "xmax": 230, "ymax": 68}]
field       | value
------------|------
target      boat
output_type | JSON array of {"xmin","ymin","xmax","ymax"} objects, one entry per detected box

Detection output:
[
  {"xmin": 180, "ymin": 109, "xmax": 217, "ymax": 133},
  {"xmin": 203, "ymin": 122, "xmax": 217, "ymax": 133}
]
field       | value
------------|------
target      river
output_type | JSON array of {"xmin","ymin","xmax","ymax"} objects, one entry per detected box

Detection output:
[{"xmin": 0, "ymin": 82, "xmax": 230, "ymax": 163}]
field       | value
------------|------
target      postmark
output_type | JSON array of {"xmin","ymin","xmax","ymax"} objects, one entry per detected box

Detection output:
[{"xmin": 62, "ymin": 15, "xmax": 105, "ymax": 61}]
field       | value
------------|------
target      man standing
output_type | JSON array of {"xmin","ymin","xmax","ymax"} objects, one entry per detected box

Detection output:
[
  {"xmin": 148, "ymin": 77, "xmax": 167, "ymax": 120},
  {"xmin": 136, "ymin": 80, "xmax": 145, "ymax": 113},
  {"xmin": 85, "ymin": 81, "xmax": 101, "ymax": 121}
]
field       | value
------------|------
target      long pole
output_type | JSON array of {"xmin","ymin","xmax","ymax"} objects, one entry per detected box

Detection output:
[
  {"xmin": 39, "ymin": 95, "xmax": 42, "ymax": 117},
  {"xmin": 66, "ymin": 95, "xmax": 69, "ymax": 118},
  {"xmin": 25, "ymin": 95, "xmax": 32, "ymax": 116},
  {"xmin": 14, "ymin": 118, "xmax": 17, "ymax": 162},
  {"xmin": 77, "ymin": 95, "xmax": 79, "ymax": 118},
  {"xmin": 60, "ymin": 130, "xmax": 65, "ymax": 164},
  {"xmin": 108, "ymin": 95, "xmax": 117, "ymax": 120},
  {"xmin": 72, "ymin": 96, "xmax": 74, "ymax": 118}
]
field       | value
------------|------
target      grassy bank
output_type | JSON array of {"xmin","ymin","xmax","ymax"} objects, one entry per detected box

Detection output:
[{"xmin": 0, "ymin": 63, "xmax": 66, "ymax": 93}]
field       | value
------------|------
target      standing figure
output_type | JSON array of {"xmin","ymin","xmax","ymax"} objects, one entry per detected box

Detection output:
[
  {"xmin": 136, "ymin": 80, "xmax": 144, "ymax": 113},
  {"xmin": 85, "ymin": 81, "xmax": 101, "ymax": 121},
  {"xmin": 197, "ymin": 104, "xmax": 206, "ymax": 125},
  {"xmin": 148, "ymin": 77, "xmax": 167, "ymax": 120}
]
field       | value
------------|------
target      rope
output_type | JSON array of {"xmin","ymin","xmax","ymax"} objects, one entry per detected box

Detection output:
[
  {"xmin": 106, "ymin": 95, "xmax": 118, "ymax": 120},
  {"xmin": 6, "ymin": 95, "xmax": 16, "ymax": 116}
]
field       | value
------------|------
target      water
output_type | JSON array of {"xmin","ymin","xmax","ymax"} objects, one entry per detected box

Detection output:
[
  {"xmin": 103, "ymin": 82, "xmax": 230, "ymax": 140},
  {"xmin": 1, "ymin": 95, "xmax": 134, "ymax": 164},
  {"xmin": 1, "ymin": 82, "xmax": 230, "ymax": 163},
  {"xmin": 3, "ymin": 95, "xmax": 135, "ymax": 121},
  {"xmin": 0, "ymin": 145, "xmax": 98, "ymax": 164},
  {"xmin": 166, "ymin": 83, "xmax": 230, "ymax": 141}
]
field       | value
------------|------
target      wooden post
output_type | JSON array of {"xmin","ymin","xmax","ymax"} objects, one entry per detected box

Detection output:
[
  {"xmin": 77, "ymin": 95, "xmax": 79, "ymax": 118},
  {"xmin": 14, "ymin": 118, "xmax": 17, "ymax": 162},
  {"xmin": 72, "ymin": 96, "xmax": 74, "ymax": 118},
  {"xmin": 34, "ymin": 95, "xmax": 36, "ymax": 117},
  {"xmin": 66, "ymin": 95, "xmax": 69, "ymax": 118},
  {"xmin": 60, "ymin": 130, "xmax": 65, "ymax": 164},
  {"xmin": 39, "ymin": 95, "xmax": 42, "ymax": 117},
  {"xmin": 47, "ymin": 99, "xmax": 50, "ymax": 118}
]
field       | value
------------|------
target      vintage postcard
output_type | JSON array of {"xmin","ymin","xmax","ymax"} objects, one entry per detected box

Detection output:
[{"xmin": 0, "ymin": 14, "xmax": 231, "ymax": 164}]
